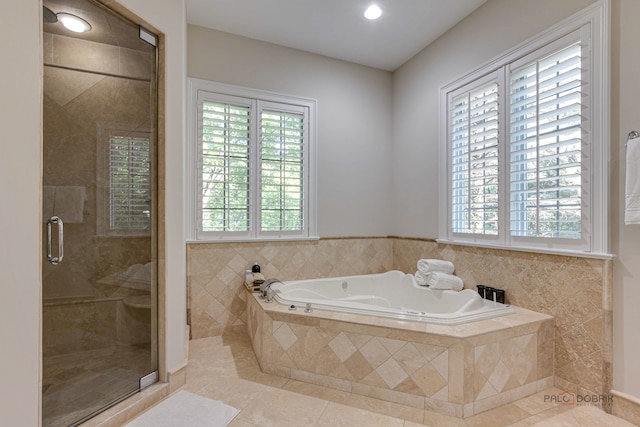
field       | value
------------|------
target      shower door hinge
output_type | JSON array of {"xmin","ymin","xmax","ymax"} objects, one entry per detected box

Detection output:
[
  {"xmin": 139, "ymin": 26, "xmax": 157, "ymax": 47},
  {"xmin": 140, "ymin": 370, "xmax": 159, "ymax": 391}
]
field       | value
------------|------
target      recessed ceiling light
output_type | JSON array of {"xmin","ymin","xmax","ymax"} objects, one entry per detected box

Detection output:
[
  {"xmin": 57, "ymin": 13, "xmax": 92, "ymax": 33},
  {"xmin": 364, "ymin": 4, "xmax": 382, "ymax": 20}
]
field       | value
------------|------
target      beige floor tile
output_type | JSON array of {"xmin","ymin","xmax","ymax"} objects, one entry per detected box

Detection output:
[
  {"xmin": 421, "ymin": 410, "xmax": 466, "ymax": 427},
  {"xmin": 465, "ymin": 403, "xmax": 531, "ymax": 427},
  {"xmin": 227, "ymin": 418, "xmax": 258, "ymax": 427},
  {"xmin": 512, "ymin": 388, "xmax": 567, "ymax": 415},
  {"xmin": 530, "ymin": 404, "xmax": 575, "ymax": 423},
  {"xmin": 503, "ymin": 414, "xmax": 544, "ymax": 427},
  {"xmin": 527, "ymin": 405, "xmax": 637, "ymax": 427},
  {"xmin": 127, "ymin": 336, "xmax": 639, "ymax": 427},
  {"xmin": 234, "ymin": 387, "xmax": 329, "ymax": 427},
  {"xmin": 314, "ymin": 401, "xmax": 405, "ymax": 427},
  {"xmin": 346, "ymin": 392, "xmax": 424, "ymax": 424},
  {"xmin": 197, "ymin": 377, "xmax": 271, "ymax": 411},
  {"xmin": 569, "ymin": 405, "xmax": 637, "ymax": 427},
  {"xmin": 282, "ymin": 379, "xmax": 352, "ymax": 403}
]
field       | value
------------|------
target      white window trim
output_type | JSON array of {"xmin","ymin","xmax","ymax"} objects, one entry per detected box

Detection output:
[
  {"xmin": 438, "ymin": 0, "xmax": 610, "ymax": 257},
  {"xmin": 186, "ymin": 78, "xmax": 318, "ymax": 242}
]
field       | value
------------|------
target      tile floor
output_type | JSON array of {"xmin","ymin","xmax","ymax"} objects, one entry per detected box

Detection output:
[
  {"xmin": 157, "ymin": 332, "xmax": 637, "ymax": 427},
  {"xmin": 44, "ymin": 344, "xmax": 152, "ymax": 427}
]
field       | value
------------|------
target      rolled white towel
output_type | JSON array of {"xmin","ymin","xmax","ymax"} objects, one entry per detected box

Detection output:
[
  {"xmin": 417, "ymin": 259, "xmax": 455, "ymax": 275},
  {"xmin": 426, "ymin": 272, "xmax": 464, "ymax": 291},
  {"xmin": 414, "ymin": 270, "xmax": 428, "ymax": 286}
]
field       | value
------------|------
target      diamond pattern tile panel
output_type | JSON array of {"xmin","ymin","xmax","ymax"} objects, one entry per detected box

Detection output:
[{"xmin": 393, "ymin": 239, "xmax": 611, "ymax": 397}]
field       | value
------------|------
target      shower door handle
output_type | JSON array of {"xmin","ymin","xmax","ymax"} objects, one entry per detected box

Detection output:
[{"xmin": 47, "ymin": 216, "xmax": 64, "ymax": 265}]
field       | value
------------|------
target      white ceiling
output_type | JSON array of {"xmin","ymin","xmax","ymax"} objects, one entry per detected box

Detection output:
[{"xmin": 186, "ymin": 0, "xmax": 487, "ymax": 71}]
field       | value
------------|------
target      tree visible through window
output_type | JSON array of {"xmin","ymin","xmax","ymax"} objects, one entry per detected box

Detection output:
[
  {"xmin": 450, "ymin": 82, "xmax": 499, "ymax": 235},
  {"xmin": 440, "ymin": 5, "xmax": 608, "ymax": 254},
  {"xmin": 509, "ymin": 43, "xmax": 583, "ymax": 239},
  {"xmin": 260, "ymin": 110, "xmax": 305, "ymax": 231},
  {"xmin": 201, "ymin": 101, "xmax": 251, "ymax": 232},
  {"xmin": 191, "ymin": 80, "xmax": 316, "ymax": 241}
]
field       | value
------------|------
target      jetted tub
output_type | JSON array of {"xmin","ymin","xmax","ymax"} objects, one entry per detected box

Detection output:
[{"xmin": 268, "ymin": 270, "xmax": 513, "ymax": 325}]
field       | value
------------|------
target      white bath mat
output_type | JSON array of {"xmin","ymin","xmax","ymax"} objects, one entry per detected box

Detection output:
[{"xmin": 125, "ymin": 390, "xmax": 239, "ymax": 427}]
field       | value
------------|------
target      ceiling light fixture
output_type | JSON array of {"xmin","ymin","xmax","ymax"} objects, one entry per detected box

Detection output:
[
  {"xmin": 56, "ymin": 13, "xmax": 92, "ymax": 33},
  {"xmin": 364, "ymin": 4, "xmax": 382, "ymax": 20}
]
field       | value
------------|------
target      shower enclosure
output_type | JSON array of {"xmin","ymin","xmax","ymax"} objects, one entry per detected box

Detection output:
[{"xmin": 42, "ymin": 0, "xmax": 158, "ymax": 425}]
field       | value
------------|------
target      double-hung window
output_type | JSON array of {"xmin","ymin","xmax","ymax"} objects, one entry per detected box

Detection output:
[
  {"xmin": 440, "ymin": 2, "xmax": 609, "ymax": 255},
  {"xmin": 188, "ymin": 79, "xmax": 317, "ymax": 241}
]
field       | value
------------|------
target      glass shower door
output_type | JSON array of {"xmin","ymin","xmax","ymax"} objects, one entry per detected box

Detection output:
[{"xmin": 41, "ymin": 0, "xmax": 158, "ymax": 425}]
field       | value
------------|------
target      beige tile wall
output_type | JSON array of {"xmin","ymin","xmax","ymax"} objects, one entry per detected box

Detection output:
[
  {"xmin": 186, "ymin": 236, "xmax": 612, "ymax": 408},
  {"xmin": 392, "ymin": 238, "xmax": 613, "ymax": 409},
  {"xmin": 187, "ymin": 238, "xmax": 393, "ymax": 338}
]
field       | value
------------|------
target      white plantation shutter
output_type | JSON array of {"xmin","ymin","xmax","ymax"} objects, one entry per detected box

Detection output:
[
  {"xmin": 441, "ymin": 7, "xmax": 607, "ymax": 254},
  {"xmin": 109, "ymin": 135, "xmax": 151, "ymax": 232},
  {"xmin": 199, "ymin": 98, "xmax": 252, "ymax": 233},
  {"xmin": 450, "ymin": 80, "xmax": 500, "ymax": 235},
  {"xmin": 509, "ymin": 41, "xmax": 585, "ymax": 239},
  {"xmin": 191, "ymin": 81, "xmax": 316, "ymax": 240},
  {"xmin": 260, "ymin": 107, "xmax": 306, "ymax": 232}
]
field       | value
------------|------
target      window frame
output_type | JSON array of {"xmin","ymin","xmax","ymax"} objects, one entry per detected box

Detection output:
[
  {"xmin": 97, "ymin": 126, "xmax": 153, "ymax": 237},
  {"xmin": 438, "ymin": 1, "xmax": 610, "ymax": 256},
  {"xmin": 187, "ymin": 78, "xmax": 318, "ymax": 242}
]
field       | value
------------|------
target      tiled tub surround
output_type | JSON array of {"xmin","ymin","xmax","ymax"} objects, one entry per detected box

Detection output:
[
  {"xmin": 393, "ymin": 239, "xmax": 613, "ymax": 409},
  {"xmin": 187, "ymin": 238, "xmax": 394, "ymax": 338},
  {"xmin": 246, "ymin": 292, "xmax": 554, "ymax": 418},
  {"xmin": 187, "ymin": 237, "xmax": 612, "ymax": 410}
]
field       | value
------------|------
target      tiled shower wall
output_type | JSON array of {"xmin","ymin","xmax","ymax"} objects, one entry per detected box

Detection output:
[
  {"xmin": 43, "ymin": 32, "xmax": 153, "ymax": 300},
  {"xmin": 187, "ymin": 237, "xmax": 612, "ymax": 405}
]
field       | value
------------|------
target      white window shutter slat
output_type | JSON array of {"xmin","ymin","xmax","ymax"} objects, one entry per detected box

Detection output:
[
  {"xmin": 199, "ymin": 100, "xmax": 251, "ymax": 232},
  {"xmin": 109, "ymin": 135, "xmax": 151, "ymax": 232},
  {"xmin": 449, "ymin": 81, "xmax": 500, "ymax": 235},
  {"xmin": 509, "ymin": 42, "xmax": 584, "ymax": 239},
  {"xmin": 260, "ymin": 109, "xmax": 305, "ymax": 232}
]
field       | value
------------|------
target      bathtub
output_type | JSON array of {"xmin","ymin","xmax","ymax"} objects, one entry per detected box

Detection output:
[
  {"xmin": 247, "ymin": 273, "xmax": 554, "ymax": 418},
  {"xmin": 268, "ymin": 270, "xmax": 513, "ymax": 325}
]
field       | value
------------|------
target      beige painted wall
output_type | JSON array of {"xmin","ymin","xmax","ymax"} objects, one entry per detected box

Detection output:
[
  {"xmin": 611, "ymin": 0, "xmax": 640, "ymax": 399},
  {"xmin": 0, "ymin": 0, "xmax": 42, "ymax": 424},
  {"xmin": 187, "ymin": 25, "xmax": 394, "ymax": 237}
]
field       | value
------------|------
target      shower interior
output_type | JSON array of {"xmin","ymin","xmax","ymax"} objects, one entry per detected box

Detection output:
[{"xmin": 42, "ymin": 0, "xmax": 158, "ymax": 425}]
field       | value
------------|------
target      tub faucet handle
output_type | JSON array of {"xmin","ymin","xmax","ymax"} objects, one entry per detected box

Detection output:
[{"xmin": 304, "ymin": 303, "xmax": 313, "ymax": 313}]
